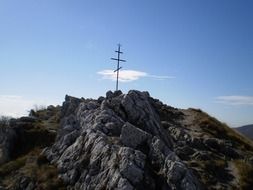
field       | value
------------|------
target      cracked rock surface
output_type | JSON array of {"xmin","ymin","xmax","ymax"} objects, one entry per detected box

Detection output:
[{"xmin": 44, "ymin": 90, "xmax": 203, "ymax": 190}]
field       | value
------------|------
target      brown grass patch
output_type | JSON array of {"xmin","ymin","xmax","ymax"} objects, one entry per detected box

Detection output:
[
  {"xmin": 192, "ymin": 109, "xmax": 253, "ymax": 152},
  {"xmin": 234, "ymin": 160, "xmax": 253, "ymax": 190}
]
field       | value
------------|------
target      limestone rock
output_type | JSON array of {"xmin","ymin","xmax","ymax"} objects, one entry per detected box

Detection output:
[
  {"xmin": 120, "ymin": 122, "xmax": 151, "ymax": 149},
  {"xmin": 44, "ymin": 90, "xmax": 203, "ymax": 190}
]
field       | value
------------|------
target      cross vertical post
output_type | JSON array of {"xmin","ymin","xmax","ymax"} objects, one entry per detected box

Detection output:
[{"xmin": 111, "ymin": 44, "xmax": 126, "ymax": 91}]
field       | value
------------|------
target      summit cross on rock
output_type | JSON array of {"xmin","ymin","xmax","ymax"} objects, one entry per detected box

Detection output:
[{"xmin": 111, "ymin": 44, "xmax": 126, "ymax": 91}]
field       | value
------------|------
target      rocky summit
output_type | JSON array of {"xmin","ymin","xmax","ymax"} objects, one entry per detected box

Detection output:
[{"xmin": 1, "ymin": 90, "xmax": 253, "ymax": 190}]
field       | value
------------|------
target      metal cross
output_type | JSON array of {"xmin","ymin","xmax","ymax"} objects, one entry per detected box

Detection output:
[{"xmin": 111, "ymin": 44, "xmax": 126, "ymax": 91}]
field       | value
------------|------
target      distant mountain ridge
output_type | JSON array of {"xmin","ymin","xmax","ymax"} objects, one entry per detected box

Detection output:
[{"xmin": 236, "ymin": 124, "xmax": 253, "ymax": 140}]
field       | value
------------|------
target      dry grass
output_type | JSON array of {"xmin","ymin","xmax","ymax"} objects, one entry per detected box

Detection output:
[
  {"xmin": 0, "ymin": 156, "xmax": 26, "ymax": 176},
  {"xmin": 197, "ymin": 159, "xmax": 233, "ymax": 185},
  {"xmin": 187, "ymin": 159, "xmax": 238, "ymax": 190},
  {"xmin": 234, "ymin": 160, "xmax": 253, "ymax": 190},
  {"xmin": 0, "ymin": 106, "xmax": 63, "ymax": 189},
  {"xmin": 191, "ymin": 109, "xmax": 253, "ymax": 152},
  {"xmin": 183, "ymin": 109, "xmax": 253, "ymax": 189},
  {"xmin": 0, "ymin": 148, "xmax": 66, "ymax": 190}
]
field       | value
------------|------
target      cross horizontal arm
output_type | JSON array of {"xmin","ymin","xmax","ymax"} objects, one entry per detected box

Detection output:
[
  {"xmin": 115, "ymin": 50, "xmax": 123, "ymax": 54},
  {"xmin": 111, "ymin": 58, "xmax": 126, "ymax": 62}
]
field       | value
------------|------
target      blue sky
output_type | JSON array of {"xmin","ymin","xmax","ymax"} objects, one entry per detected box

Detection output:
[{"xmin": 0, "ymin": 0, "xmax": 253, "ymax": 127}]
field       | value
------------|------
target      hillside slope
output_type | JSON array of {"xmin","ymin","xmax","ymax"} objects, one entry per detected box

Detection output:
[
  {"xmin": 236, "ymin": 124, "xmax": 253, "ymax": 140},
  {"xmin": 1, "ymin": 90, "xmax": 253, "ymax": 190}
]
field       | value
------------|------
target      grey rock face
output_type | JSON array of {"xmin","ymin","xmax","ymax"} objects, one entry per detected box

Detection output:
[
  {"xmin": 0, "ymin": 121, "xmax": 26, "ymax": 165},
  {"xmin": 118, "ymin": 147, "xmax": 146, "ymax": 185},
  {"xmin": 0, "ymin": 127, "xmax": 17, "ymax": 164},
  {"xmin": 120, "ymin": 122, "xmax": 151, "ymax": 149},
  {"xmin": 44, "ymin": 90, "xmax": 203, "ymax": 190}
]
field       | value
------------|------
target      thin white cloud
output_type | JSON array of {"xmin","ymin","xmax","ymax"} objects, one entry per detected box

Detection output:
[
  {"xmin": 215, "ymin": 96, "xmax": 253, "ymax": 106},
  {"xmin": 97, "ymin": 69, "xmax": 174, "ymax": 82},
  {"xmin": 147, "ymin": 74, "xmax": 176, "ymax": 80},
  {"xmin": 0, "ymin": 95, "xmax": 57, "ymax": 117},
  {"xmin": 97, "ymin": 70, "xmax": 147, "ymax": 82}
]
